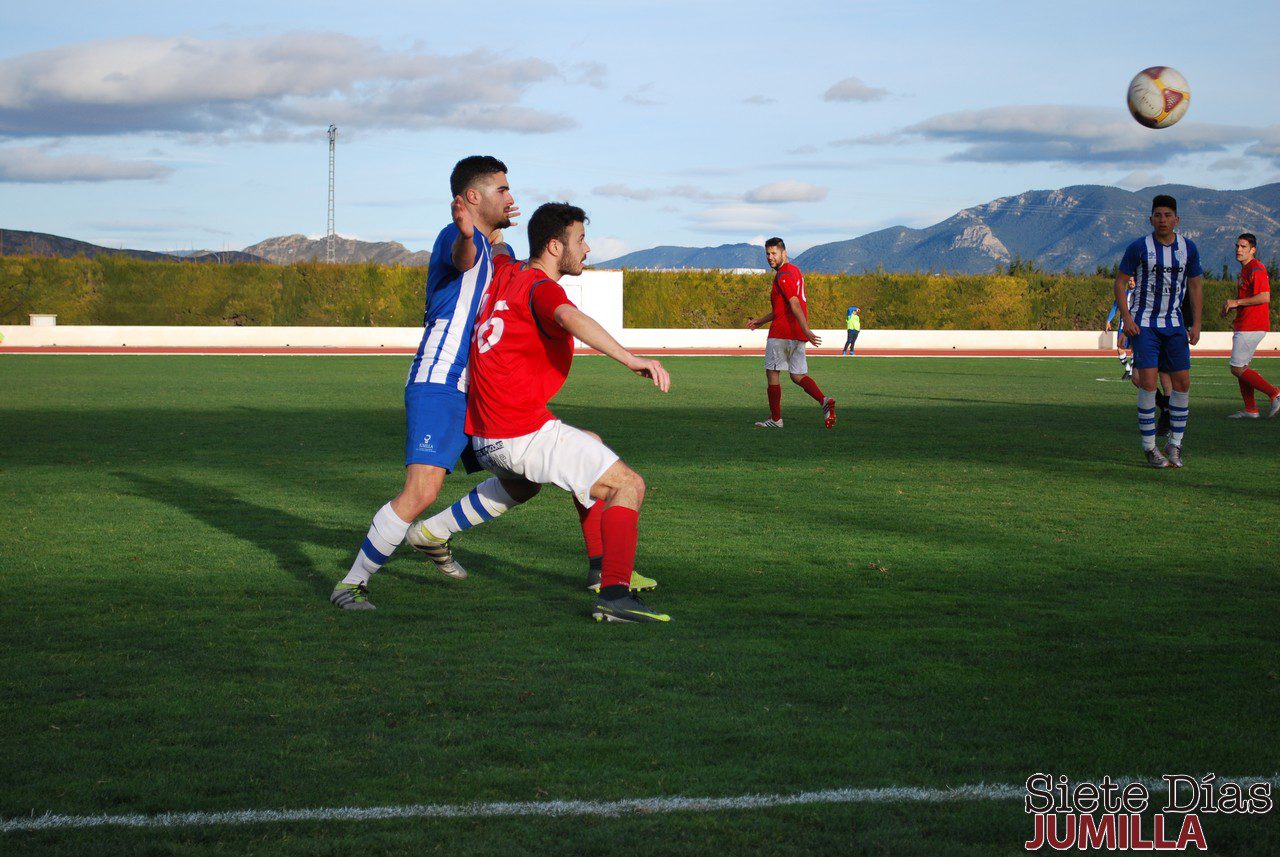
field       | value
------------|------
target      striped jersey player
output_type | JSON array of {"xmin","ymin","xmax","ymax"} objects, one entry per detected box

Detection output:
[
  {"xmin": 332, "ymin": 156, "xmax": 535, "ymax": 610},
  {"xmin": 1114, "ymin": 193, "xmax": 1203, "ymax": 469}
]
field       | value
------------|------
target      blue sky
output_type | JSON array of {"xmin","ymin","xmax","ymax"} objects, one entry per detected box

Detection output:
[{"xmin": 3, "ymin": 0, "xmax": 1278, "ymax": 260}]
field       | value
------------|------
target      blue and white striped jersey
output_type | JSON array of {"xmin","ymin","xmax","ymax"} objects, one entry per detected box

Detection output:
[
  {"xmin": 407, "ymin": 224, "xmax": 493, "ymax": 391},
  {"xmin": 1118, "ymin": 233, "xmax": 1202, "ymax": 329}
]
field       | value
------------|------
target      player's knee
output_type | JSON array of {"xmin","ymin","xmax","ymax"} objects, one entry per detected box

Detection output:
[
  {"xmin": 627, "ymin": 469, "xmax": 646, "ymax": 503},
  {"xmin": 1229, "ymin": 364, "xmax": 1246, "ymax": 377},
  {"xmin": 789, "ymin": 373, "xmax": 807, "ymax": 385}
]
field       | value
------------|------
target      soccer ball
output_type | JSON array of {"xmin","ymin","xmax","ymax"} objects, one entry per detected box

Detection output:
[{"xmin": 1127, "ymin": 67, "xmax": 1190, "ymax": 129}]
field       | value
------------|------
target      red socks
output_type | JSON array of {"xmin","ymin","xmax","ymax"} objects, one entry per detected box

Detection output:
[
  {"xmin": 1239, "ymin": 377, "xmax": 1257, "ymax": 412},
  {"xmin": 767, "ymin": 384, "xmax": 782, "ymax": 420},
  {"xmin": 797, "ymin": 376, "xmax": 825, "ymax": 404},
  {"xmin": 1241, "ymin": 369, "xmax": 1279, "ymax": 400},
  {"xmin": 600, "ymin": 506, "xmax": 639, "ymax": 589},
  {"xmin": 573, "ymin": 497, "xmax": 604, "ymax": 557}
]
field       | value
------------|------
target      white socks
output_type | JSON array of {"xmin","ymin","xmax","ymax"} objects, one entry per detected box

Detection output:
[
  {"xmin": 343, "ymin": 503, "xmax": 412, "ymax": 586},
  {"xmin": 422, "ymin": 477, "xmax": 519, "ymax": 540}
]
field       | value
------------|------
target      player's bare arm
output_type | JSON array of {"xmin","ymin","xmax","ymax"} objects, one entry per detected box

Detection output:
[
  {"xmin": 1187, "ymin": 275, "xmax": 1203, "ymax": 345},
  {"xmin": 788, "ymin": 296, "xmax": 821, "ymax": 346},
  {"xmin": 1221, "ymin": 290, "xmax": 1270, "ymax": 318},
  {"xmin": 1114, "ymin": 273, "xmax": 1139, "ymax": 337},
  {"xmin": 451, "ymin": 195, "xmax": 477, "ymax": 271},
  {"xmin": 747, "ymin": 311, "xmax": 774, "ymax": 330},
  {"xmin": 554, "ymin": 304, "xmax": 671, "ymax": 393}
]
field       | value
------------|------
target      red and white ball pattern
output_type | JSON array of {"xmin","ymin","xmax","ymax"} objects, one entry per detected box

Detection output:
[{"xmin": 1127, "ymin": 66, "xmax": 1190, "ymax": 129}]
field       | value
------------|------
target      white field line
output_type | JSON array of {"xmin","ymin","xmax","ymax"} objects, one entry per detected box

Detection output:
[{"xmin": 5, "ymin": 777, "xmax": 1278, "ymax": 834}]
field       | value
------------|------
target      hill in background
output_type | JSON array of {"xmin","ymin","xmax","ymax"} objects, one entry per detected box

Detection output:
[
  {"xmin": 242, "ymin": 234, "xmax": 431, "ymax": 266},
  {"xmin": 6, "ymin": 183, "xmax": 1277, "ymax": 274},
  {"xmin": 599, "ymin": 183, "xmax": 1280, "ymax": 276},
  {"xmin": 0, "ymin": 229, "xmax": 264, "ymax": 264}
]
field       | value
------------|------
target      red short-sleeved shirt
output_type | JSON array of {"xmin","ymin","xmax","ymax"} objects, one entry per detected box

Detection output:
[
  {"xmin": 465, "ymin": 263, "xmax": 577, "ymax": 439},
  {"xmin": 767, "ymin": 262, "xmax": 808, "ymax": 340},
  {"xmin": 1236, "ymin": 258, "xmax": 1271, "ymax": 332}
]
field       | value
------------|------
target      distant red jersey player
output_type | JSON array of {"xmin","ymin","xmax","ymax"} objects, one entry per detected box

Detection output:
[
  {"xmin": 1221, "ymin": 232, "xmax": 1277, "ymax": 418},
  {"xmin": 746, "ymin": 237, "xmax": 835, "ymax": 428},
  {"xmin": 466, "ymin": 202, "xmax": 673, "ymax": 623}
]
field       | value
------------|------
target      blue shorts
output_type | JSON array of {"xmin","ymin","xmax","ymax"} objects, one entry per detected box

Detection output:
[
  {"xmin": 404, "ymin": 383, "xmax": 469, "ymax": 470},
  {"xmin": 1131, "ymin": 326, "xmax": 1190, "ymax": 373}
]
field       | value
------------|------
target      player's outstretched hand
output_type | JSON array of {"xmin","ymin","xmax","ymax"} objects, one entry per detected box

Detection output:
[
  {"xmin": 503, "ymin": 204, "xmax": 521, "ymax": 225},
  {"xmin": 1123, "ymin": 318, "xmax": 1140, "ymax": 338},
  {"xmin": 630, "ymin": 357, "xmax": 670, "ymax": 393},
  {"xmin": 1220, "ymin": 300, "xmax": 1232, "ymax": 318},
  {"xmin": 1188, "ymin": 325, "xmax": 1201, "ymax": 346},
  {"xmin": 808, "ymin": 332, "xmax": 822, "ymax": 347},
  {"xmin": 452, "ymin": 195, "xmax": 474, "ymax": 237},
  {"xmin": 746, "ymin": 319, "xmax": 760, "ymax": 331}
]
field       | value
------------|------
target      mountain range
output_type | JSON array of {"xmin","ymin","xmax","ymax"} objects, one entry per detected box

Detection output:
[
  {"xmin": 5, "ymin": 183, "xmax": 1277, "ymax": 275},
  {"xmin": 0, "ymin": 229, "xmax": 264, "ymax": 264},
  {"xmin": 600, "ymin": 183, "xmax": 1280, "ymax": 276},
  {"xmin": 242, "ymin": 234, "xmax": 431, "ymax": 266}
]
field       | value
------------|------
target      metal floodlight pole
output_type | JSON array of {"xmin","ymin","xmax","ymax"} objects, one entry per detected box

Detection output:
[{"xmin": 326, "ymin": 125, "xmax": 337, "ymax": 264}]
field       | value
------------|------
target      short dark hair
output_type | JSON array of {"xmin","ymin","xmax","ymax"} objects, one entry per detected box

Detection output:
[
  {"xmin": 450, "ymin": 155, "xmax": 508, "ymax": 197},
  {"xmin": 1239, "ymin": 232, "xmax": 1258, "ymax": 249},
  {"xmin": 528, "ymin": 202, "xmax": 588, "ymax": 259},
  {"xmin": 765, "ymin": 237, "xmax": 785, "ymax": 250},
  {"xmin": 1151, "ymin": 194, "xmax": 1177, "ymax": 213}
]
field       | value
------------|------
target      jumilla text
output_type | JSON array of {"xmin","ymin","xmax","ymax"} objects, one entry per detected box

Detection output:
[{"xmin": 1023, "ymin": 774, "xmax": 1272, "ymax": 851}]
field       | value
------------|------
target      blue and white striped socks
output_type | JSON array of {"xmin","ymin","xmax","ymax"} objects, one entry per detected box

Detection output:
[
  {"xmin": 343, "ymin": 503, "xmax": 411, "ymax": 586},
  {"xmin": 422, "ymin": 477, "xmax": 518, "ymax": 540},
  {"xmin": 1168, "ymin": 390, "xmax": 1189, "ymax": 446},
  {"xmin": 1137, "ymin": 388, "xmax": 1158, "ymax": 451}
]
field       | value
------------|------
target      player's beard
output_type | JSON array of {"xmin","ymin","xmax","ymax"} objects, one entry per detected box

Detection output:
[
  {"xmin": 561, "ymin": 248, "xmax": 586, "ymax": 277},
  {"xmin": 496, "ymin": 212, "xmax": 513, "ymax": 229}
]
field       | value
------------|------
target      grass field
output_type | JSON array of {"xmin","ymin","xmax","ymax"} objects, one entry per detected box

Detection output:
[{"xmin": 2, "ymin": 354, "xmax": 1278, "ymax": 854}]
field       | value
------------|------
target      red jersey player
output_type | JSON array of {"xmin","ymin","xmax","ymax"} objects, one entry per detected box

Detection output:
[
  {"xmin": 746, "ymin": 237, "xmax": 836, "ymax": 429},
  {"xmin": 1221, "ymin": 232, "xmax": 1277, "ymax": 418},
  {"xmin": 466, "ymin": 202, "xmax": 673, "ymax": 623}
]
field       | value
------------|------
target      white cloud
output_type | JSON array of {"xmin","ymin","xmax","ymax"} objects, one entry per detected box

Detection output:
[
  {"xmin": 743, "ymin": 180, "xmax": 827, "ymax": 203},
  {"xmin": 593, "ymin": 183, "xmax": 734, "ymax": 202},
  {"xmin": 593, "ymin": 183, "xmax": 657, "ymax": 201},
  {"xmin": 0, "ymin": 146, "xmax": 171, "ymax": 182},
  {"xmin": 1116, "ymin": 170, "xmax": 1164, "ymax": 190},
  {"xmin": 897, "ymin": 106, "xmax": 1257, "ymax": 166},
  {"xmin": 1208, "ymin": 157, "xmax": 1250, "ymax": 172},
  {"xmin": 624, "ymin": 82, "xmax": 662, "ymax": 107},
  {"xmin": 743, "ymin": 94, "xmax": 775, "ymax": 106},
  {"xmin": 0, "ymin": 33, "xmax": 576, "ymax": 139},
  {"xmin": 689, "ymin": 204, "xmax": 789, "ymax": 233},
  {"xmin": 1244, "ymin": 125, "xmax": 1280, "ymax": 164},
  {"xmin": 823, "ymin": 76, "xmax": 889, "ymax": 103},
  {"xmin": 587, "ymin": 236, "xmax": 631, "ymax": 263},
  {"xmin": 594, "ymin": 182, "xmax": 823, "ymax": 205}
]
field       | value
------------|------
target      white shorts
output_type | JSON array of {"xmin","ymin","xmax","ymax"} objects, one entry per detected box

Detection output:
[
  {"xmin": 1230, "ymin": 331, "xmax": 1268, "ymax": 368},
  {"xmin": 471, "ymin": 420, "xmax": 619, "ymax": 508},
  {"xmin": 765, "ymin": 338, "xmax": 808, "ymax": 374}
]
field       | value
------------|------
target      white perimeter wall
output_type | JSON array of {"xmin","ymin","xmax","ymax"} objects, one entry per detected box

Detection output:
[{"xmin": 0, "ymin": 269, "xmax": 1273, "ymax": 353}]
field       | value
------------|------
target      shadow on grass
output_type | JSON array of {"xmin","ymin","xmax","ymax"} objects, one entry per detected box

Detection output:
[{"xmin": 116, "ymin": 473, "xmax": 347, "ymax": 598}]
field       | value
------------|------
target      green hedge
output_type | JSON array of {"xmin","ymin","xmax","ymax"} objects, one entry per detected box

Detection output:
[
  {"xmin": 0, "ymin": 256, "xmax": 424, "ymax": 326},
  {"xmin": 621, "ymin": 269, "xmax": 1241, "ymax": 331},
  {"xmin": 0, "ymin": 255, "xmax": 1240, "ymax": 330}
]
